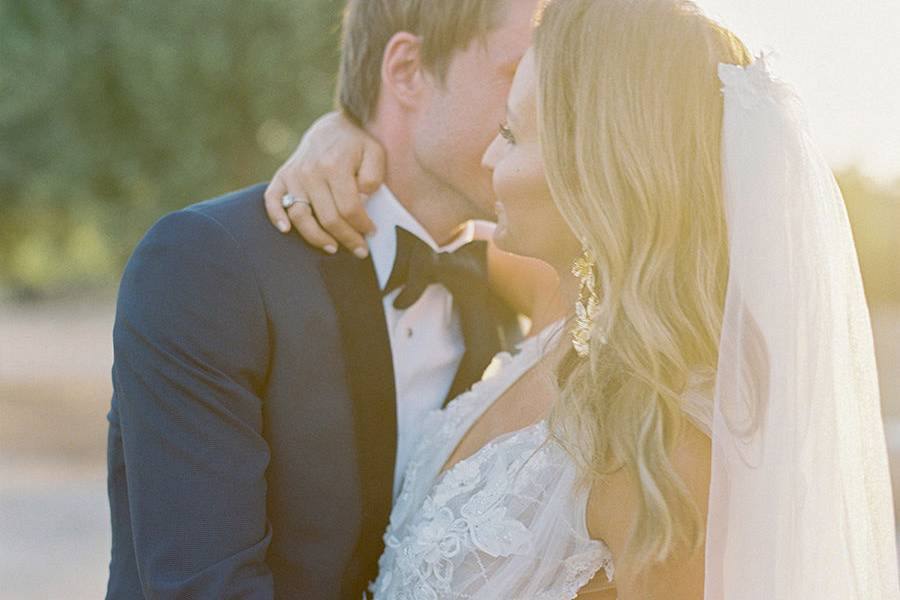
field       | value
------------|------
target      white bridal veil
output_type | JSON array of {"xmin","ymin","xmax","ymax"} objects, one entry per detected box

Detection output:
[{"xmin": 706, "ymin": 55, "xmax": 900, "ymax": 599}]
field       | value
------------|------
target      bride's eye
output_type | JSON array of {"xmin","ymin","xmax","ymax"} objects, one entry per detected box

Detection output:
[{"xmin": 498, "ymin": 122, "xmax": 516, "ymax": 145}]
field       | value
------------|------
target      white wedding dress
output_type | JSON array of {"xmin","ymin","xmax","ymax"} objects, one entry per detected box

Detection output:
[
  {"xmin": 367, "ymin": 55, "xmax": 900, "ymax": 600},
  {"xmin": 370, "ymin": 320, "xmax": 713, "ymax": 600}
]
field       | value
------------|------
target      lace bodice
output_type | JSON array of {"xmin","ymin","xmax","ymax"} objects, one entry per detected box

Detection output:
[{"xmin": 370, "ymin": 322, "xmax": 615, "ymax": 600}]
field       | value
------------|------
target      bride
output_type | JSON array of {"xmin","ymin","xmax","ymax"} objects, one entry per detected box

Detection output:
[{"xmin": 265, "ymin": 0, "xmax": 898, "ymax": 598}]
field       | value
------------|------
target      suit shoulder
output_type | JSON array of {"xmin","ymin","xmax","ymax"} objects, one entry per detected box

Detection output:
[
  {"xmin": 183, "ymin": 183, "xmax": 324, "ymax": 265},
  {"xmin": 130, "ymin": 202, "xmax": 242, "ymax": 270},
  {"xmin": 126, "ymin": 184, "xmax": 329, "ymax": 305},
  {"xmin": 131, "ymin": 183, "xmax": 272, "ymax": 249},
  {"xmin": 118, "ymin": 199, "xmax": 269, "ymax": 342},
  {"xmin": 183, "ymin": 182, "xmax": 270, "ymax": 229},
  {"xmin": 119, "ymin": 186, "xmax": 274, "ymax": 299}
]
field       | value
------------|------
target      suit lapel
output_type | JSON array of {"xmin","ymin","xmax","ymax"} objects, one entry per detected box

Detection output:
[
  {"xmin": 444, "ymin": 317, "xmax": 498, "ymax": 405},
  {"xmin": 437, "ymin": 240, "xmax": 524, "ymax": 405},
  {"xmin": 318, "ymin": 250, "xmax": 396, "ymax": 554},
  {"xmin": 443, "ymin": 293, "xmax": 520, "ymax": 406}
]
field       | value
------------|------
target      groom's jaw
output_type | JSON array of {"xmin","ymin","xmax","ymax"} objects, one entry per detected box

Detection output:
[{"xmin": 373, "ymin": 0, "xmax": 539, "ymax": 242}]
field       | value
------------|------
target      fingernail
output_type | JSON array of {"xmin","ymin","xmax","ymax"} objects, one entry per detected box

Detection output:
[
  {"xmin": 354, "ymin": 247, "xmax": 369, "ymax": 259},
  {"xmin": 324, "ymin": 245, "xmax": 338, "ymax": 255},
  {"xmin": 277, "ymin": 220, "xmax": 290, "ymax": 233}
]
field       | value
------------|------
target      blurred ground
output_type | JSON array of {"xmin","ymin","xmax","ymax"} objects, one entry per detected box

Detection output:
[
  {"xmin": 1, "ymin": 294, "xmax": 899, "ymax": 599},
  {"xmin": 1, "ymin": 292, "xmax": 114, "ymax": 599}
]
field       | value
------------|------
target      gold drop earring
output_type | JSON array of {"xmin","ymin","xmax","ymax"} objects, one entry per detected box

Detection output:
[{"xmin": 570, "ymin": 245, "xmax": 604, "ymax": 357}]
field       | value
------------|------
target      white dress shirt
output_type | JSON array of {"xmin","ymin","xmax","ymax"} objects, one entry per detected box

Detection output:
[{"xmin": 365, "ymin": 185, "xmax": 475, "ymax": 499}]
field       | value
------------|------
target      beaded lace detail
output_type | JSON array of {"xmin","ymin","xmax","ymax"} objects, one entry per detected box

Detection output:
[{"xmin": 370, "ymin": 323, "xmax": 615, "ymax": 599}]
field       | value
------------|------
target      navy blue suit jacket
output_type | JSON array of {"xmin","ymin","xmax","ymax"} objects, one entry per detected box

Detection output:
[{"xmin": 105, "ymin": 184, "xmax": 517, "ymax": 599}]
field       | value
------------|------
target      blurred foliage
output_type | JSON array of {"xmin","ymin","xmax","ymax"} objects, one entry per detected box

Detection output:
[
  {"xmin": 839, "ymin": 169, "xmax": 900, "ymax": 305},
  {"xmin": 0, "ymin": 0, "xmax": 342, "ymax": 298},
  {"xmin": 0, "ymin": 0, "xmax": 898, "ymax": 306}
]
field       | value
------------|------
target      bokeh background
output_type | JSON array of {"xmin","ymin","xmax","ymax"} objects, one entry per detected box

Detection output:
[{"xmin": 1, "ymin": 0, "xmax": 897, "ymax": 598}]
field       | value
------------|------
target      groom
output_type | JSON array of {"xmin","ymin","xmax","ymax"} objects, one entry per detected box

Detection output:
[{"xmin": 105, "ymin": 0, "xmax": 536, "ymax": 598}]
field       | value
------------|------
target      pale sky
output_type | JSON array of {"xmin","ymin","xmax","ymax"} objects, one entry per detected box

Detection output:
[{"xmin": 696, "ymin": 0, "xmax": 900, "ymax": 183}]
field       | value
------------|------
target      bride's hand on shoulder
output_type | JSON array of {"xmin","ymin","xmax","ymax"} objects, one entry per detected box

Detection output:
[
  {"xmin": 264, "ymin": 115, "xmax": 558, "ymax": 323},
  {"xmin": 263, "ymin": 110, "xmax": 386, "ymax": 257}
]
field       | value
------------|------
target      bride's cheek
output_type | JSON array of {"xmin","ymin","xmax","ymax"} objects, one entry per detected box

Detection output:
[{"xmin": 493, "ymin": 163, "xmax": 519, "ymax": 205}]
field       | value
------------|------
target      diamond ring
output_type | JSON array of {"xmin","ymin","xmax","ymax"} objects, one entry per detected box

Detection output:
[{"xmin": 281, "ymin": 193, "xmax": 310, "ymax": 210}]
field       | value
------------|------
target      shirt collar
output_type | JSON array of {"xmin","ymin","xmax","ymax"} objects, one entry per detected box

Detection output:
[{"xmin": 366, "ymin": 185, "xmax": 475, "ymax": 290}]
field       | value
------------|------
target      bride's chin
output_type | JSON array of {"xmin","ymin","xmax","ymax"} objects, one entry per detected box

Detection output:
[
  {"xmin": 492, "ymin": 201, "xmax": 514, "ymax": 251},
  {"xmin": 491, "ymin": 223, "xmax": 513, "ymax": 253}
]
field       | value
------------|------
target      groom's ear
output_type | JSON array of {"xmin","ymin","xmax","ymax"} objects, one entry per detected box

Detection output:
[{"xmin": 380, "ymin": 32, "xmax": 428, "ymax": 111}]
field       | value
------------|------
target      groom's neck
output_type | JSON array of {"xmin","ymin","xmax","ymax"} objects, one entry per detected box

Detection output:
[{"xmin": 366, "ymin": 120, "xmax": 469, "ymax": 247}]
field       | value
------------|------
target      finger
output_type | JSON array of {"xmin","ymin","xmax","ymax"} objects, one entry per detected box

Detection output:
[
  {"xmin": 286, "ymin": 194, "xmax": 339, "ymax": 254},
  {"xmin": 330, "ymin": 164, "xmax": 376, "ymax": 236},
  {"xmin": 263, "ymin": 174, "xmax": 292, "ymax": 233},
  {"xmin": 305, "ymin": 176, "xmax": 369, "ymax": 258},
  {"xmin": 357, "ymin": 140, "xmax": 386, "ymax": 197}
]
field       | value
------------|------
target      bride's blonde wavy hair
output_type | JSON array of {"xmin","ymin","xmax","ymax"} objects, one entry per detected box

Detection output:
[{"xmin": 534, "ymin": 0, "xmax": 751, "ymax": 573}]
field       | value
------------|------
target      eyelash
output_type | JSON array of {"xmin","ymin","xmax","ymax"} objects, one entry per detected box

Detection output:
[{"xmin": 498, "ymin": 122, "xmax": 516, "ymax": 144}]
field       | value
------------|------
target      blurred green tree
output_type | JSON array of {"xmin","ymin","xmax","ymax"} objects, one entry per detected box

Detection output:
[
  {"xmin": 839, "ymin": 169, "xmax": 900, "ymax": 305},
  {"xmin": 1, "ymin": 0, "xmax": 897, "ymax": 307},
  {"xmin": 0, "ymin": 0, "xmax": 342, "ymax": 297}
]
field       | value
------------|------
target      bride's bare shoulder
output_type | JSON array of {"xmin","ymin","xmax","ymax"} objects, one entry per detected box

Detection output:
[
  {"xmin": 585, "ymin": 410, "xmax": 711, "ymax": 527},
  {"xmin": 583, "ymin": 415, "xmax": 710, "ymax": 599}
]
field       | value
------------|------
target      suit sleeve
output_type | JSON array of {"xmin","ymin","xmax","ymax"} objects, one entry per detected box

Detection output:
[{"xmin": 112, "ymin": 208, "xmax": 274, "ymax": 599}]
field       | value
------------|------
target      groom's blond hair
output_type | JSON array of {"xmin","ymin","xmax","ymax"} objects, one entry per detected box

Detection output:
[{"xmin": 337, "ymin": 0, "xmax": 507, "ymax": 125}]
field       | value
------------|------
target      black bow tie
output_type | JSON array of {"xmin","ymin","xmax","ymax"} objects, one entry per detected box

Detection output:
[
  {"xmin": 382, "ymin": 226, "xmax": 508, "ymax": 405},
  {"xmin": 382, "ymin": 226, "xmax": 488, "ymax": 310}
]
